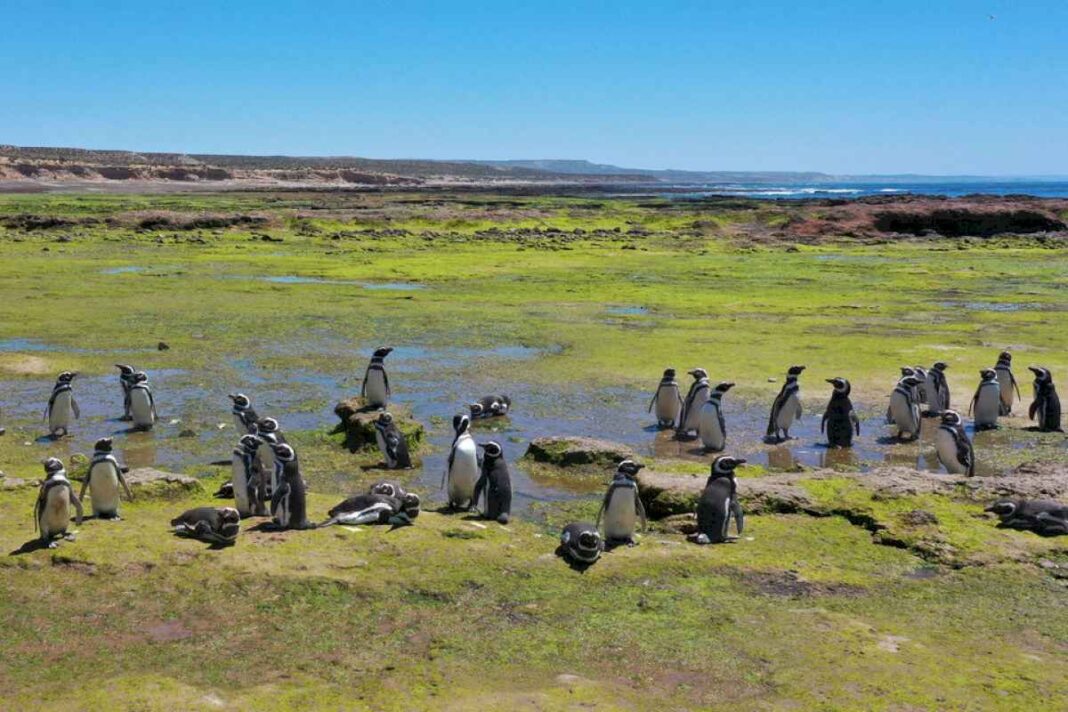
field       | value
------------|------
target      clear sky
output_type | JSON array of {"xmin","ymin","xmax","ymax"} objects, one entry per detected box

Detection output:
[{"xmin": 2, "ymin": 1, "xmax": 1066, "ymax": 175}]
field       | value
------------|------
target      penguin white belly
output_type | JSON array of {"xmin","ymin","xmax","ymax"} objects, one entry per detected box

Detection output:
[
  {"xmin": 49, "ymin": 390, "xmax": 73, "ymax": 433},
  {"xmin": 41, "ymin": 489, "xmax": 71, "ymax": 537},
  {"xmin": 603, "ymin": 488, "xmax": 637, "ymax": 540},
  {"xmin": 934, "ymin": 429, "xmax": 966, "ymax": 474},
  {"xmin": 447, "ymin": 439, "xmax": 479, "ymax": 503},
  {"xmin": 776, "ymin": 393, "xmax": 800, "ymax": 431},
  {"xmin": 655, "ymin": 386, "xmax": 680, "ymax": 423},
  {"xmin": 974, "ymin": 387, "xmax": 1000, "ymax": 427},
  {"xmin": 374, "ymin": 430, "xmax": 390, "ymax": 465},
  {"xmin": 683, "ymin": 393, "xmax": 708, "ymax": 431},
  {"xmin": 231, "ymin": 454, "xmax": 252, "ymax": 516},
  {"xmin": 274, "ymin": 494, "xmax": 290, "ymax": 528},
  {"xmin": 698, "ymin": 402, "xmax": 725, "ymax": 451},
  {"xmin": 924, "ymin": 374, "xmax": 942, "ymax": 410},
  {"xmin": 996, "ymin": 371, "xmax": 1014, "ymax": 410},
  {"xmin": 88, "ymin": 462, "xmax": 121, "ymax": 515},
  {"xmin": 256, "ymin": 444, "xmax": 276, "ymax": 489},
  {"xmin": 365, "ymin": 370, "xmax": 388, "ymax": 405},
  {"xmin": 130, "ymin": 389, "xmax": 154, "ymax": 428},
  {"xmin": 889, "ymin": 392, "xmax": 919, "ymax": 436},
  {"xmin": 233, "ymin": 412, "xmax": 248, "ymax": 432}
]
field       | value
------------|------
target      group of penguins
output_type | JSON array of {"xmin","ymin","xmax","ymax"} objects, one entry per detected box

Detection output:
[{"xmin": 27, "ymin": 347, "xmax": 1068, "ymax": 558}]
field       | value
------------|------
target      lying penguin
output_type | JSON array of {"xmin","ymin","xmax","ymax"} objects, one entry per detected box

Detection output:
[
  {"xmin": 690, "ymin": 456, "xmax": 746, "ymax": 545},
  {"xmin": 171, "ymin": 507, "xmax": 240, "ymax": 545},
  {"xmin": 469, "ymin": 394, "xmax": 512, "ymax": 419},
  {"xmin": 558, "ymin": 522, "xmax": 604, "ymax": 565},
  {"xmin": 320, "ymin": 491, "xmax": 421, "ymax": 528},
  {"xmin": 986, "ymin": 500, "xmax": 1067, "ymax": 537}
]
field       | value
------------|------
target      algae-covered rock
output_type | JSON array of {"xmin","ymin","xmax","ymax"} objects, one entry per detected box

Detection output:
[
  {"xmin": 524, "ymin": 437, "xmax": 635, "ymax": 469},
  {"xmin": 334, "ymin": 397, "xmax": 424, "ymax": 453},
  {"xmin": 125, "ymin": 468, "xmax": 202, "ymax": 499},
  {"xmin": 637, "ymin": 469, "xmax": 818, "ymax": 519}
]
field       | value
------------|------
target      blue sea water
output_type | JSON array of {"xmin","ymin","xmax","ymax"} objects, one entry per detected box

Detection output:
[{"xmin": 665, "ymin": 181, "xmax": 1068, "ymax": 200}]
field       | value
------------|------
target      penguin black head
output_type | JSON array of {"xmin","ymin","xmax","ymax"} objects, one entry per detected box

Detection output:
[
  {"xmin": 787, "ymin": 365, "xmax": 806, "ymax": 377},
  {"xmin": 218, "ymin": 507, "xmax": 241, "ymax": 526},
  {"xmin": 257, "ymin": 417, "xmax": 280, "ymax": 434},
  {"xmin": 577, "ymin": 529, "xmax": 602, "ymax": 552},
  {"xmin": 979, "ymin": 368, "xmax": 997, "ymax": 381},
  {"xmin": 940, "ymin": 410, "xmax": 963, "ymax": 427},
  {"xmin": 826, "ymin": 377, "xmax": 850, "ymax": 394},
  {"xmin": 933, "ymin": 361, "xmax": 948, "ymax": 372},
  {"xmin": 479, "ymin": 441, "xmax": 503, "ymax": 459},
  {"xmin": 489, "ymin": 398, "xmax": 510, "ymax": 415},
  {"xmin": 688, "ymin": 368, "xmax": 708, "ymax": 380},
  {"xmin": 93, "ymin": 437, "xmax": 114, "ymax": 453},
  {"xmin": 115, "ymin": 364, "xmax": 135, "ymax": 376},
  {"xmin": 913, "ymin": 365, "xmax": 928, "ymax": 376},
  {"xmin": 238, "ymin": 433, "xmax": 261, "ymax": 452},
  {"xmin": 615, "ymin": 459, "xmax": 645, "ymax": 479},
  {"xmin": 984, "ymin": 500, "xmax": 1017, "ymax": 517},
  {"xmin": 662, "ymin": 368, "xmax": 676, "ymax": 379},
  {"xmin": 714, "ymin": 381, "xmax": 735, "ymax": 394},
  {"xmin": 229, "ymin": 393, "xmax": 251, "ymax": 408},
  {"xmin": 453, "ymin": 414, "xmax": 471, "ymax": 435},
  {"xmin": 710, "ymin": 455, "xmax": 746, "ymax": 477},
  {"xmin": 371, "ymin": 481, "xmax": 401, "ymax": 497},
  {"xmin": 468, "ymin": 402, "xmax": 484, "ymax": 417},
  {"xmin": 900, "ymin": 366, "xmax": 916, "ymax": 377},
  {"xmin": 900, "ymin": 375, "xmax": 923, "ymax": 388},
  {"xmin": 373, "ymin": 347, "xmax": 394, "ymax": 359},
  {"xmin": 998, "ymin": 351, "xmax": 1012, "ymax": 363},
  {"xmin": 133, "ymin": 371, "xmax": 149, "ymax": 383},
  {"xmin": 375, "ymin": 412, "xmax": 394, "ymax": 428},
  {"xmin": 401, "ymin": 493, "xmax": 421, "ymax": 519},
  {"xmin": 1028, "ymin": 365, "xmax": 1051, "ymax": 383},
  {"xmin": 272, "ymin": 443, "xmax": 296, "ymax": 462},
  {"xmin": 56, "ymin": 371, "xmax": 77, "ymax": 384},
  {"xmin": 43, "ymin": 457, "xmax": 65, "ymax": 476}
]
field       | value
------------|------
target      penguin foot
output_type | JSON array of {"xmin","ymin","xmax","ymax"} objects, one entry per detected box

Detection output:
[
  {"xmin": 119, "ymin": 415, "xmax": 133, "ymax": 422},
  {"xmin": 46, "ymin": 540, "xmax": 59, "ymax": 549}
]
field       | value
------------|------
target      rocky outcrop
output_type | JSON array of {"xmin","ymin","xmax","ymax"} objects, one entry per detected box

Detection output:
[
  {"xmin": 523, "ymin": 437, "xmax": 635, "ymax": 469},
  {"xmin": 333, "ymin": 398, "xmax": 424, "ymax": 453},
  {"xmin": 125, "ymin": 469, "xmax": 202, "ymax": 498},
  {"xmin": 637, "ymin": 470, "xmax": 818, "ymax": 519}
]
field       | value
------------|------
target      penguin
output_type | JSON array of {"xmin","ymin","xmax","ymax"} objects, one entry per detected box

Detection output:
[
  {"xmin": 925, "ymin": 362, "xmax": 950, "ymax": 415},
  {"xmin": 821, "ymin": 377, "xmax": 860, "ymax": 448},
  {"xmin": 374, "ymin": 412, "xmax": 412, "ymax": 469},
  {"xmin": 1034, "ymin": 510, "xmax": 1068, "ymax": 536},
  {"xmin": 1027, "ymin": 366, "xmax": 1063, "ymax": 433},
  {"xmin": 228, "ymin": 393, "xmax": 259, "ymax": 433},
  {"xmin": 888, "ymin": 375, "xmax": 923, "ymax": 441},
  {"xmin": 698, "ymin": 381, "xmax": 735, "ymax": 452},
  {"xmin": 44, "ymin": 371, "xmax": 79, "ymax": 438},
  {"xmin": 171, "ymin": 507, "xmax": 240, "ymax": 545},
  {"xmin": 269, "ymin": 443, "xmax": 313, "ymax": 530},
  {"xmin": 361, "ymin": 346, "xmax": 394, "ymax": 408},
  {"xmin": 558, "ymin": 522, "xmax": 604, "ymax": 565},
  {"xmin": 969, "ymin": 368, "xmax": 1001, "ymax": 431},
  {"xmin": 319, "ymin": 492, "xmax": 421, "ymax": 527},
  {"xmin": 985, "ymin": 499, "xmax": 1068, "ymax": 536},
  {"xmin": 469, "ymin": 394, "xmax": 512, "ymax": 419},
  {"xmin": 912, "ymin": 365, "xmax": 929, "ymax": 404},
  {"xmin": 596, "ymin": 459, "xmax": 647, "ymax": 546},
  {"xmin": 647, "ymin": 368, "xmax": 684, "ymax": 430},
  {"xmin": 677, "ymin": 368, "xmax": 710, "ymax": 439},
  {"xmin": 994, "ymin": 351, "xmax": 1021, "ymax": 416},
  {"xmin": 442, "ymin": 414, "xmax": 479, "ymax": 509},
  {"xmin": 369, "ymin": 480, "xmax": 408, "ymax": 499},
  {"xmin": 116, "ymin": 364, "xmax": 136, "ymax": 420},
  {"xmin": 766, "ymin": 365, "xmax": 805, "ymax": 442},
  {"xmin": 128, "ymin": 371, "xmax": 157, "ymax": 430},
  {"xmin": 934, "ymin": 410, "xmax": 975, "ymax": 476},
  {"xmin": 254, "ymin": 417, "xmax": 285, "ymax": 504},
  {"xmin": 472, "ymin": 441, "xmax": 512, "ymax": 524},
  {"xmin": 34, "ymin": 458, "xmax": 83, "ymax": 548},
  {"xmin": 900, "ymin": 367, "xmax": 922, "ymax": 404},
  {"xmin": 230, "ymin": 433, "xmax": 262, "ymax": 517},
  {"xmin": 79, "ymin": 437, "xmax": 133, "ymax": 519},
  {"xmin": 692, "ymin": 455, "xmax": 746, "ymax": 545}
]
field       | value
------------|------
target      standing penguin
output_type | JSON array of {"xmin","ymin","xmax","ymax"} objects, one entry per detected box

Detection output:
[
  {"xmin": 822, "ymin": 377, "xmax": 861, "ymax": 448},
  {"xmin": 766, "ymin": 365, "xmax": 805, "ymax": 443},
  {"xmin": 231, "ymin": 433, "xmax": 262, "ymax": 517},
  {"xmin": 269, "ymin": 443, "xmax": 313, "ymax": 530},
  {"xmin": 472, "ymin": 441, "xmax": 512, "ymax": 524},
  {"xmin": 1028, "ymin": 366, "xmax": 1063, "ymax": 433},
  {"xmin": 374, "ymin": 412, "xmax": 412, "ymax": 469},
  {"xmin": 443, "ymin": 414, "xmax": 479, "ymax": 509},
  {"xmin": 692, "ymin": 455, "xmax": 746, "ymax": 545},
  {"xmin": 34, "ymin": 458, "xmax": 83, "ymax": 548},
  {"xmin": 900, "ymin": 367, "xmax": 922, "ymax": 404},
  {"xmin": 361, "ymin": 346, "xmax": 394, "ymax": 408},
  {"xmin": 229, "ymin": 393, "xmax": 259, "ymax": 433},
  {"xmin": 648, "ymin": 368, "xmax": 685, "ymax": 430},
  {"xmin": 79, "ymin": 437, "xmax": 133, "ymax": 519},
  {"xmin": 934, "ymin": 410, "xmax": 975, "ymax": 476},
  {"xmin": 44, "ymin": 371, "xmax": 79, "ymax": 438},
  {"xmin": 254, "ymin": 417, "xmax": 286, "ymax": 503},
  {"xmin": 116, "ymin": 364, "xmax": 136, "ymax": 420},
  {"xmin": 698, "ymin": 381, "xmax": 735, "ymax": 452},
  {"xmin": 994, "ymin": 352, "xmax": 1021, "ymax": 416},
  {"xmin": 677, "ymin": 368, "xmax": 710, "ymax": 439},
  {"xmin": 969, "ymin": 369, "xmax": 1001, "ymax": 431},
  {"xmin": 925, "ymin": 362, "xmax": 950, "ymax": 415},
  {"xmin": 596, "ymin": 460, "xmax": 647, "ymax": 547},
  {"xmin": 558, "ymin": 522, "xmax": 604, "ymax": 565},
  {"xmin": 888, "ymin": 375, "xmax": 923, "ymax": 441},
  {"xmin": 912, "ymin": 365, "xmax": 930, "ymax": 405},
  {"xmin": 128, "ymin": 371, "xmax": 157, "ymax": 430}
]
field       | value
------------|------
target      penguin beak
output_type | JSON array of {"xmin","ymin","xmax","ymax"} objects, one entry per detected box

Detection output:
[
  {"xmin": 825, "ymin": 378, "xmax": 836, "ymax": 384},
  {"xmin": 736, "ymin": 458, "xmax": 748, "ymax": 465}
]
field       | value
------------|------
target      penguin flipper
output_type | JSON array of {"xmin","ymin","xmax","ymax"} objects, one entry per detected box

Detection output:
[
  {"xmin": 71, "ymin": 397, "xmax": 80, "ymax": 420},
  {"xmin": 820, "ymin": 411, "xmax": 828, "ymax": 434},
  {"xmin": 360, "ymin": 370, "xmax": 369, "ymax": 398},
  {"xmin": 383, "ymin": 371, "xmax": 391, "ymax": 397},
  {"xmin": 33, "ymin": 487, "xmax": 46, "ymax": 533},
  {"xmin": 270, "ymin": 481, "xmax": 289, "ymax": 515},
  {"xmin": 118, "ymin": 470, "xmax": 134, "ymax": 500},
  {"xmin": 636, "ymin": 493, "xmax": 648, "ymax": 532},
  {"xmin": 851, "ymin": 410, "xmax": 861, "ymax": 436},
  {"xmin": 70, "ymin": 488, "xmax": 83, "ymax": 525},
  {"xmin": 731, "ymin": 499, "xmax": 745, "ymax": 536},
  {"xmin": 647, "ymin": 391, "xmax": 658, "ymax": 414},
  {"xmin": 1029, "ymin": 399, "xmax": 1039, "ymax": 421}
]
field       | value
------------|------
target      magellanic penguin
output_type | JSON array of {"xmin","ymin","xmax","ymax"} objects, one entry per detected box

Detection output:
[
  {"xmin": 254, "ymin": 417, "xmax": 285, "ymax": 506},
  {"xmin": 648, "ymin": 368, "xmax": 684, "ymax": 430},
  {"xmin": 230, "ymin": 433, "xmax": 262, "ymax": 517},
  {"xmin": 128, "ymin": 371, "xmax": 157, "ymax": 430},
  {"xmin": 79, "ymin": 437, "xmax": 133, "ymax": 519},
  {"xmin": 374, "ymin": 412, "xmax": 412, "ymax": 469},
  {"xmin": 116, "ymin": 364, "xmax": 136, "ymax": 421},
  {"xmin": 319, "ymin": 492, "xmax": 421, "ymax": 527},
  {"xmin": 369, "ymin": 480, "xmax": 408, "ymax": 499},
  {"xmin": 34, "ymin": 458, "xmax": 83, "ymax": 548},
  {"xmin": 596, "ymin": 459, "xmax": 647, "ymax": 547},
  {"xmin": 912, "ymin": 365, "xmax": 930, "ymax": 405},
  {"xmin": 969, "ymin": 368, "xmax": 1001, "ymax": 431},
  {"xmin": 986, "ymin": 499, "xmax": 1068, "ymax": 537},
  {"xmin": 900, "ymin": 367, "xmax": 922, "ymax": 405},
  {"xmin": 925, "ymin": 362, "xmax": 950, "ymax": 416},
  {"xmin": 229, "ymin": 393, "xmax": 259, "ymax": 433},
  {"xmin": 469, "ymin": 394, "xmax": 512, "ymax": 419},
  {"xmin": 822, "ymin": 377, "xmax": 860, "ymax": 448},
  {"xmin": 888, "ymin": 375, "xmax": 923, "ymax": 441},
  {"xmin": 269, "ymin": 443, "xmax": 313, "ymax": 530},
  {"xmin": 558, "ymin": 522, "xmax": 604, "ymax": 566},
  {"xmin": 1028, "ymin": 366, "xmax": 1063, "ymax": 433},
  {"xmin": 473, "ymin": 441, "xmax": 512, "ymax": 524},
  {"xmin": 677, "ymin": 368, "xmax": 710, "ymax": 439},
  {"xmin": 692, "ymin": 456, "xmax": 746, "ymax": 545},
  {"xmin": 766, "ymin": 365, "xmax": 805, "ymax": 443},
  {"xmin": 934, "ymin": 410, "xmax": 975, "ymax": 476},
  {"xmin": 361, "ymin": 346, "xmax": 394, "ymax": 408},
  {"xmin": 994, "ymin": 352, "xmax": 1021, "ymax": 416},
  {"xmin": 442, "ymin": 414, "xmax": 479, "ymax": 509},
  {"xmin": 698, "ymin": 381, "xmax": 735, "ymax": 452},
  {"xmin": 171, "ymin": 507, "xmax": 240, "ymax": 545},
  {"xmin": 44, "ymin": 371, "xmax": 80, "ymax": 438}
]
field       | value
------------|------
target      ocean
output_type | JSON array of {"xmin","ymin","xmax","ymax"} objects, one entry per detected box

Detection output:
[{"xmin": 662, "ymin": 181, "xmax": 1068, "ymax": 200}]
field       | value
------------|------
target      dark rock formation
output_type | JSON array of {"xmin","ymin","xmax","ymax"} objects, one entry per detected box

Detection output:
[{"xmin": 334, "ymin": 397, "xmax": 424, "ymax": 453}]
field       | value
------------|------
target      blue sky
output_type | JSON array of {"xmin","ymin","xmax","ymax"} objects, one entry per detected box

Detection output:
[{"xmin": 2, "ymin": 1, "xmax": 1066, "ymax": 174}]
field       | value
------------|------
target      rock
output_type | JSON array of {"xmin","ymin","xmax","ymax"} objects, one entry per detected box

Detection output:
[
  {"xmin": 523, "ymin": 437, "xmax": 635, "ymax": 469},
  {"xmin": 902, "ymin": 510, "xmax": 939, "ymax": 526},
  {"xmin": 636, "ymin": 469, "xmax": 818, "ymax": 519},
  {"xmin": 124, "ymin": 468, "xmax": 202, "ymax": 498},
  {"xmin": 333, "ymin": 397, "xmax": 424, "ymax": 453},
  {"xmin": 0, "ymin": 477, "xmax": 32, "ymax": 490},
  {"xmin": 157, "ymin": 341, "xmax": 170, "ymax": 351},
  {"xmin": 178, "ymin": 429, "xmax": 197, "ymax": 438}
]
